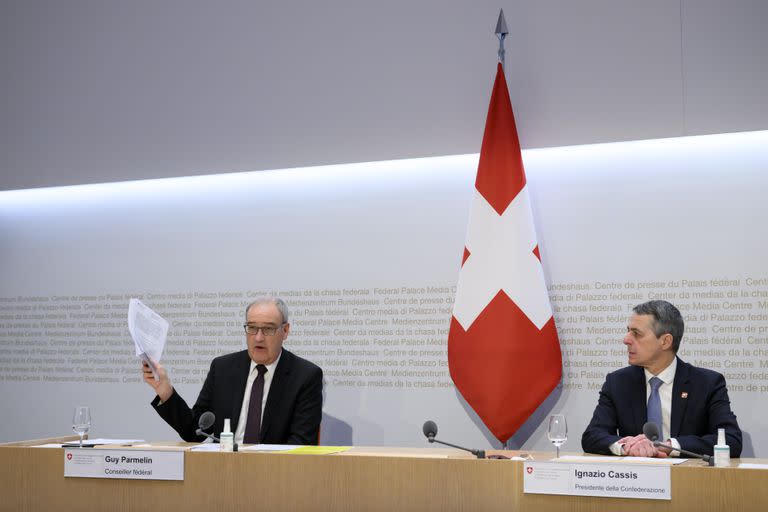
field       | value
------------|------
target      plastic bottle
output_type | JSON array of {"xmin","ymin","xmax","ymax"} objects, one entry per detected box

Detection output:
[
  {"xmin": 220, "ymin": 418, "xmax": 234, "ymax": 452},
  {"xmin": 713, "ymin": 428, "xmax": 730, "ymax": 467}
]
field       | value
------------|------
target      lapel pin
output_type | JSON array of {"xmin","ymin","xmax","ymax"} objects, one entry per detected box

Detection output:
[{"xmin": 681, "ymin": 392, "xmax": 688, "ymax": 399}]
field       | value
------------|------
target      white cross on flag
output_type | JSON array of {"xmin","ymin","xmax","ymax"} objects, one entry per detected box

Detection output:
[{"xmin": 448, "ymin": 63, "xmax": 562, "ymax": 444}]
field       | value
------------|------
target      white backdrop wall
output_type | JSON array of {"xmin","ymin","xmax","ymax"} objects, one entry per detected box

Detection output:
[
  {"xmin": 1, "ymin": 130, "xmax": 767, "ymax": 456},
  {"xmin": 2, "ymin": 0, "xmax": 768, "ymax": 191}
]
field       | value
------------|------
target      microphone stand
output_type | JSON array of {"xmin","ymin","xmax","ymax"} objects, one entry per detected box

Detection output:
[
  {"xmin": 652, "ymin": 441, "xmax": 714, "ymax": 466},
  {"xmin": 196, "ymin": 429, "xmax": 220, "ymax": 443},
  {"xmin": 427, "ymin": 435, "xmax": 485, "ymax": 459}
]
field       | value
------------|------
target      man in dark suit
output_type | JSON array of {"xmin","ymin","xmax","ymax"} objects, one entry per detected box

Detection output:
[
  {"xmin": 142, "ymin": 297, "xmax": 322, "ymax": 445},
  {"xmin": 582, "ymin": 300, "xmax": 742, "ymax": 458}
]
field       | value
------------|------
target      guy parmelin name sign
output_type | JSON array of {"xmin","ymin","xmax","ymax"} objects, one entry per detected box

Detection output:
[{"xmin": 64, "ymin": 448, "xmax": 184, "ymax": 480}]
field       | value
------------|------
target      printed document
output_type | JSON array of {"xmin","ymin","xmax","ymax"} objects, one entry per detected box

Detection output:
[{"xmin": 128, "ymin": 298, "xmax": 169, "ymax": 380}]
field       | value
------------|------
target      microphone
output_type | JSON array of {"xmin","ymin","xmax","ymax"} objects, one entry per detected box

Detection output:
[
  {"xmin": 195, "ymin": 411, "xmax": 220, "ymax": 442},
  {"xmin": 422, "ymin": 420, "xmax": 485, "ymax": 459},
  {"xmin": 642, "ymin": 422, "xmax": 713, "ymax": 465},
  {"xmin": 423, "ymin": 420, "xmax": 437, "ymax": 441}
]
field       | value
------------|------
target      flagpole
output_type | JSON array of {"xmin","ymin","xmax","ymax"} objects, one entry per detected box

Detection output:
[
  {"xmin": 449, "ymin": 6, "xmax": 561, "ymax": 453},
  {"xmin": 495, "ymin": 9, "xmax": 508, "ymax": 73},
  {"xmin": 496, "ymin": 8, "xmax": 511, "ymax": 452}
]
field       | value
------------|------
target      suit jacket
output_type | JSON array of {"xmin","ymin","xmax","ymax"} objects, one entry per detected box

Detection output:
[
  {"xmin": 581, "ymin": 358, "xmax": 742, "ymax": 457},
  {"xmin": 151, "ymin": 348, "xmax": 323, "ymax": 445}
]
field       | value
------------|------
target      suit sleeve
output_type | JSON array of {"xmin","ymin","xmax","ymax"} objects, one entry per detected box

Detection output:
[
  {"xmin": 581, "ymin": 373, "xmax": 622, "ymax": 455},
  {"xmin": 676, "ymin": 372, "xmax": 742, "ymax": 457},
  {"xmin": 151, "ymin": 359, "xmax": 217, "ymax": 442},
  {"xmin": 284, "ymin": 365, "xmax": 323, "ymax": 445}
]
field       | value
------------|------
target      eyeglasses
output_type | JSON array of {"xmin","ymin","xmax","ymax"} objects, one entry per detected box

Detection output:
[{"xmin": 243, "ymin": 324, "xmax": 285, "ymax": 336}]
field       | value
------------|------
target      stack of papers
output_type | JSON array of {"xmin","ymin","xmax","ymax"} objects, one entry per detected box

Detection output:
[
  {"xmin": 128, "ymin": 298, "xmax": 169, "ymax": 379},
  {"xmin": 190, "ymin": 444, "xmax": 351, "ymax": 455},
  {"xmin": 554, "ymin": 455, "xmax": 688, "ymax": 465}
]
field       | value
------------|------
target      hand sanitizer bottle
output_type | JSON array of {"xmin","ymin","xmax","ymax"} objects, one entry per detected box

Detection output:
[
  {"xmin": 713, "ymin": 428, "xmax": 730, "ymax": 467},
  {"xmin": 220, "ymin": 418, "xmax": 234, "ymax": 452}
]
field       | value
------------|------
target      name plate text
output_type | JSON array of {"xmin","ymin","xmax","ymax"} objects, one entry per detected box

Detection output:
[
  {"xmin": 64, "ymin": 448, "xmax": 184, "ymax": 480},
  {"xmin": 523, "ymin": 461, "xmax": 670, "ymax": 500}
]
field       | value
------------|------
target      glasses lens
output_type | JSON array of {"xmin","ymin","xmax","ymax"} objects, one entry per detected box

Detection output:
[{"xmin": 244, "ymin": 325, "xmax": 280, "ymax": 335}]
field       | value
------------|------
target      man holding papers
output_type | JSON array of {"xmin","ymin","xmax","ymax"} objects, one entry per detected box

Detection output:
[
  {"xmin": 582, "ymin": 300, "xmax": 742, "ymax": 458},
  {"xmin": 143, "ymin": 297, "xmax": 323, "ymax": 445}
]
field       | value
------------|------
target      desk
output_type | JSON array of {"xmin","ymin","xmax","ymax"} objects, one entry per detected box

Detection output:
[{"xmin": 1, "ymin": 439, "xmax": 766, "ymax": 511}]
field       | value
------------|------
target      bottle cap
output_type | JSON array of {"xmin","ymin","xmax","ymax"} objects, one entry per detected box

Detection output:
[
  {"xmin": 223, "ymin": 418, "xmax": 232, "ymax": 434},
  {"xmin": 717, "ymin": 428, "xmax": 725, "ymax": 446}
]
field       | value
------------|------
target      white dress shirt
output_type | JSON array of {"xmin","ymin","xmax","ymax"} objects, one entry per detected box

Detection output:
[
  {"xmin": 234, "ymin": 350, "xmax": 281, "ymax": 445},
  {"xmin": 611, "ymin": 357, "xmax": 682, "ymax": 456},
  {"xmin": 644, "ymin": 357, "xmax": 677, "ymax": 443}
]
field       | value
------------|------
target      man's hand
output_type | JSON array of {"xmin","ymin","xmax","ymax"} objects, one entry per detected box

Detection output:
[
  {"xmin": 618, "ymin": 434, "xmax": 644, "ymax": 455},
  {"xmin": 142, "ymin": 359, "xmax": 173, "ymax": 402},
  {"xmin": 619, "ymin": 434, "xmax": 668, "ymax": 458}
]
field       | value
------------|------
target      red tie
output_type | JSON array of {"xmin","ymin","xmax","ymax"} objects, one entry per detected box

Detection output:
[{"xmin": 243, "ymin": 365, "xmax": 268, "ymax": 444}]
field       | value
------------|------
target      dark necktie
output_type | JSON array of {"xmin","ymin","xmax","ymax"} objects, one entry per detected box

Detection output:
[
  {"xmin": 647, "ymin": 376, "xmax": 663, "ymax": 440},
  {"xmin": 243, "ymin": 364, "xmax": 268, "ymax": 444}
]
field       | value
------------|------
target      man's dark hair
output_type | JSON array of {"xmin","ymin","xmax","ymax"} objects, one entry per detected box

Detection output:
[{"xmin": 632, "ymin": 300, "xmax": 684, "ymax": 352}]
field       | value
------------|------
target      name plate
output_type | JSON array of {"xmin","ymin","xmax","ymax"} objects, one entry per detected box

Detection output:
[
  {"xmin": 64, "ymin": 449, "xmax": 184, "ymax": 480},
  {"xmin": 523, "ymin": 462, "xmax": 670, "ymax": 500}
]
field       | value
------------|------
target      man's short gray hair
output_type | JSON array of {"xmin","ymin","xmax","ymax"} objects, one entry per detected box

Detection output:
[{"xmin": 245, "ymin": 296, "xmax": 290, "ymax": 324}]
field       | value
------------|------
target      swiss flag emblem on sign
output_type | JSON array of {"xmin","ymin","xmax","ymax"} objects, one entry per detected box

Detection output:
[
  {"xmin": 526, "ymin": 466, "xmax": 533, "ymax": 474},
  {"xmin": 66, "ymin": 453, "xmax": 72, "ymax": 460}
]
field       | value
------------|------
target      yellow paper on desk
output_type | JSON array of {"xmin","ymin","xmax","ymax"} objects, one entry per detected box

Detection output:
[{"xmin": 284, "ymin": 446, "xmax": 351, "ymax": 455}]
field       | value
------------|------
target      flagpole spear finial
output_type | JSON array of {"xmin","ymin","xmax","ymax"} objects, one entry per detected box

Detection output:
[{"xmin": 495, "ymin": 9, "xmax": 508, "ymax": 72}]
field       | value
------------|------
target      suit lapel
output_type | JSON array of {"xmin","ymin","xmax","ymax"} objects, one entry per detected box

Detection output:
[
  {"xmin": 230, "ymin": 350, "xmax": 252, "ymax": 428},
  {"xmin": 670, "ymin": 358, "xmax": 690, "ymax": 438},
  {"xmin": 260, "ymin": 349, "xmax": 292, "ymax": 441},
  {"xmin": 630, "ymin": 366, "xmax": 647, "ymax": 433}
]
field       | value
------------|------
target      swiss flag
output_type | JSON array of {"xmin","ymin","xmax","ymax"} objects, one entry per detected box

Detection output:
[{"xmin": 448, "ymin": 63, "xmax": 562, "ymax": 444}]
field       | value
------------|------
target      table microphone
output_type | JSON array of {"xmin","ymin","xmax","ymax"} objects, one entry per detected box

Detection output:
[
  {"xmin": 196, "ymin": 411, "xmax": 220, "ymax": 442},
  {"xmin": 422, "ymin": 420, "xmax": 485, "ymax": 459},
  {"xmin": 642, "ymin": 422, "xmax": 713, "ymax": 465}
]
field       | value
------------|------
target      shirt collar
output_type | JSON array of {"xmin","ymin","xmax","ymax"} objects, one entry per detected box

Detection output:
[{"xmin": 644, "ymin": 356, "xmax": 677, "ymax": 385}]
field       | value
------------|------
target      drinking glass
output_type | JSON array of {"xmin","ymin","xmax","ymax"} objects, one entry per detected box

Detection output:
[
  {"xmin": 72, "ymin": 406, "xmax": 91, "ymax": 448},
  {"xmin": 547, "ymin": 414, "xmax": 567, "ymax": 459}
]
